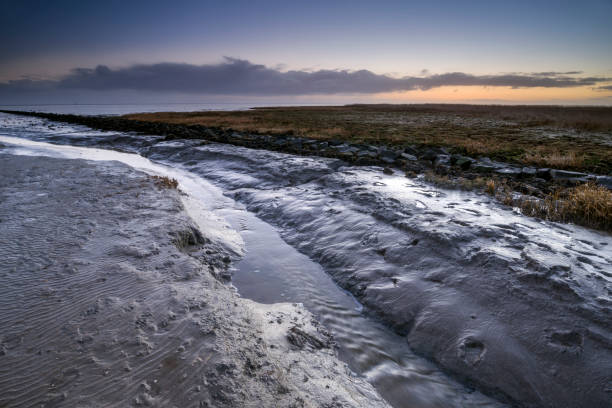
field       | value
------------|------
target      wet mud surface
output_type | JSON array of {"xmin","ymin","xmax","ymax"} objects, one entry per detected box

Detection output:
[
  {"xmin": 146, "ymin": 143, "xmax": 612, "ymax": 408},
  {"xmin": 1, "ymin": 113, "xmax": 611, "ymax": 407},
  {"xmin": 0, "ymin": 154, "xmax": 388, "ymax": 408}
]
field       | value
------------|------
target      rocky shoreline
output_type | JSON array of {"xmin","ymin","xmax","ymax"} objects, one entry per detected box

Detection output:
[{"xmin": 2, "ymin": 110, "xmax": 610, "ymax": 197}]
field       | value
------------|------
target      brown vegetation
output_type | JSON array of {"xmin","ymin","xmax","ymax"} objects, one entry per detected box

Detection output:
[
  {"xmin": 423, "ymin": 173, "xmax": 611, "ymax": 231},
  {"xmin": 151, "ymin": 175, "xmax": 179, "ymax": 189},
  {"xmin": 423, "ymin": 171, "xmax": 491, "ymax": 191},
  {"xmin": 125, "ymin": 104, "xmax": 612, "ymax": 173},
  {"xmin": 509, "ymin": 183, "xmax": 612, "ymax": 231},
  {"xmin": 522, "ymin": 149, "xmax": 585, "ymax": 168}
]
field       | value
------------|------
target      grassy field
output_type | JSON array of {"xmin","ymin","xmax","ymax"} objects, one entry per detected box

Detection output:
[{"xmin": 124, "ymin": 104, "xmax": 612, "ymax": 173}]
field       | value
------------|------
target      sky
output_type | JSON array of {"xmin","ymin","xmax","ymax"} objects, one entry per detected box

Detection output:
[{"xmin": 1, "ymin": 0, "xmax": 611, "ymax": 105}]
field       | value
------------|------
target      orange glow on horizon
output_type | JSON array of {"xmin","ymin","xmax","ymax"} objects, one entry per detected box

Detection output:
[{"xmin": 375, "ymin": 85, "xmax": 612, "ymax": 104}]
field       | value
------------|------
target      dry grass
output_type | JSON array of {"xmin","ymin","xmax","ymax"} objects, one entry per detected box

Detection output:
[
  {"xmin": 485, "ymin": 179, "xmax": 496, "ymax": 195},
  {"xmin": 522, "ymin": 149, "xmax": 585, "ymax": 168},
  {"xmin": 551, "ymin": 183, "xmax": 612, "ymax": 230},
  {"xmin": 124, "ymin": 104, "xmax": 612, "ymax": 173},
  {"xmin": 151, "ymin": 175, "xmax": 179, "ymax": 189},
  {"xmin": 345, "ymin": 103, "xmax": 612, "ymax": 131},
  {"xmin": 424, "ymin": 173, "xmax": 611, "ymax": 231},
  {"xmin": 510, "ymin": 183, "xmax": 612, "ymax": 231},
  {"xmin": 424, "ymin": 171, "xmax": 492, "ymax": 191}
]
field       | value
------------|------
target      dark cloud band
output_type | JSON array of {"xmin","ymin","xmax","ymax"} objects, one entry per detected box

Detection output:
[{"xmin": 2, "ymin": 58, "xmax": 611, "ymax": 95}]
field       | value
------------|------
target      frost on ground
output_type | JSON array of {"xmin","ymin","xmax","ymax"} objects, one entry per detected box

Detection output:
[{"xmin": 0, "ymin": 154, "xmax": 388, "ymax": 408}]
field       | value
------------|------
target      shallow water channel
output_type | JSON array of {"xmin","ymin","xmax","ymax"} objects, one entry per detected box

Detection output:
[{"xmin": 0, "ymin": 133, "xmax": 503, "ymax": 407}]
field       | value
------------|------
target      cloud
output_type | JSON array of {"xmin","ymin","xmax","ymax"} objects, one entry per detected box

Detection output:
[
  {"xmin": 597, "ymin": 85, "xmax": 612, "ymax": 91},
  {"xmin": 1, "ymin": 58, "xmax": 611, "ymax": 96},
  {"xmin": 530, "ymin": 71, "xmax": 583, "ymax": 76}
]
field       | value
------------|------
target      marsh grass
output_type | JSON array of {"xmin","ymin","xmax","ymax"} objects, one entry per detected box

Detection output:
[
  {"xmin": 507, "ymin": 183, "xmax": 611, "ymax": 231},
  {"xmin": 424, "ymin": 171, "xmax": 492, "ymax": 191},
  {"xmin": 425, "ymin": 173, "xmax": 612, "ymax": 231},
  {"xmin": 522, "ymin": 149, "xmax": 586, "ymax": 168},
  {"xmin": 125, "ymin": 104, "xmax": 612, "ymax": 173},
  {"xmin": 548, "ymin": 183, "xmax": 612, "ymax": 230}
]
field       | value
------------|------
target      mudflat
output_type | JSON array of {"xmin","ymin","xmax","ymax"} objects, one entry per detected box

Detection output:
[
  {"xmin": 0, "ymin": 154, "xmax": 388, "ymax": 407},
  {"xmin": 1, "ymin": 112, "xmax": 610, "ymax": 407}
]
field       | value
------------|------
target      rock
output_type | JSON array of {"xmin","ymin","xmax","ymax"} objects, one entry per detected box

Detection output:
[
  {"xmin": 378, "ymin": 148, "xmax": 399, "ymax": 164},
  {"xmin": 536, "ymin": 168, "xmax": 552, "ymax": 180},
  {"xmin": 400, "ymin": 152, "xmax": 417, "ymax": 161},
  {"xmin": 595, "ymin": 176, "xmax": 612, "ymax": 190},
  {"xmin": 382, "ymin": 167, "xmax": 394, "ymax": 175},
  {"xmin": 434, "ymin": 155, "xmax": 451, "ymax": 167},
  {"xmin": 355, "ymin": 157, "xmax": 378, "ymax": 166},
  {"xmin": 289, "ymin": 138, "xmax": 303, "ymax": 149},
  {"xmin": 302, "ymin": 139, "xmax": 318, "ymax": 149},
  {"xmin": 494, "ymin": 167, "xmax": 522, "ymax": 177},
  {"xmin": 354, "ymin": 144, "xmax": 377, "ymax": 152},
  {"xmin": 403, "ymin": 146, "xmax": 418, "ymax": 156},
  {"xmin": 357, "ymin": 150, "xmax": 377, "ymax": 158},
  {"xmin": 472, "ymin": 163, "xmax": 496, "ymax": 173},
  {"xmin": 550, "ymin": 169, "xmax": 588, "ymax": 180},
  {"xmin": 418, "ymin": 149, "xmax": 439, "ymax": 162},
  {"xmin": 521, "ymin": 167, "xmax": 537, "ymax": 178},
  {"xmin": 451, "ymin": 155, "xmax": 473, "ymax": 170},
  {"xmin": 334, "ymin": 144, "xmax": 359, "ymax": 155}
]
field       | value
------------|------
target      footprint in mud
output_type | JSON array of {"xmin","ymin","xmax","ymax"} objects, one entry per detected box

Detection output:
[
  {"xmin": 548, "ymin": 330, "xmax": 583, "ymax": 352},
  {"xmin": 458, "ymin": 337, "xmax": 486, "ymax": 366}
]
